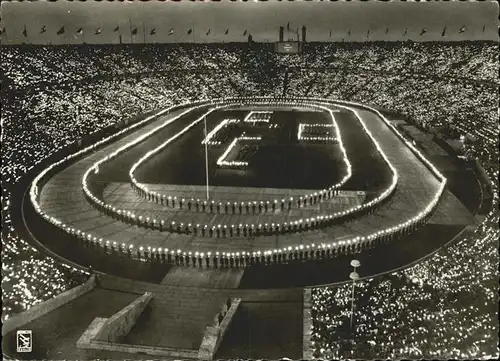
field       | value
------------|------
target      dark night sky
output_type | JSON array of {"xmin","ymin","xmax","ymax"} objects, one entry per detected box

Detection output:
[{"xmin": 0, "ymin": 0, "xmax": 498, "ymax": 45}]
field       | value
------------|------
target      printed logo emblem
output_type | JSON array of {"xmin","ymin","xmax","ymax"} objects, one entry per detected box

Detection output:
[{"xmin": 16, "ymin": 330, "xmax": 32, "ymax": 353}]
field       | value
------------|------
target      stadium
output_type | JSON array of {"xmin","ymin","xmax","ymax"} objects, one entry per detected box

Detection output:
[{"xmin": 1, "ymin": 1, "xmax": 499, "ymax": 360}]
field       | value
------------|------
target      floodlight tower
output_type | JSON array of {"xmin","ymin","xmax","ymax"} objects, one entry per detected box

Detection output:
[{"xmin": 349, "ymin": 259, "xmax": 361, "ymax": 331}]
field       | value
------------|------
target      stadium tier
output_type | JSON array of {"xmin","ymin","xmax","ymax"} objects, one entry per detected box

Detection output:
[{"xmin": 1, "ymin": 42, "xmax": 498, "ymax": 360}]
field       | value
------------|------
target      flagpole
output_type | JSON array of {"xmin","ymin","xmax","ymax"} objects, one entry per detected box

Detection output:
[
  {"xmin": 129, "ymin": 18, "xmax": 133, "ymax": 44},
  {"xmin": 192, "ymin": 20, "xmax": 195, "ymax": 44},
  {"xmin": 204, "ymin": 115, "xmax": 210, "ymax": 200},
  {"xmin": 24, "ymin": 25, "xmax": 29, "ymax": 45}
]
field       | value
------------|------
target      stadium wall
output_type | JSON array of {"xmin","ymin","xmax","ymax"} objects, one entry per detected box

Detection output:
[
  {"xmin": 0, "ymin": 0, "xmax": 498, "ymax": 45},
  {"xmin": 93, "ymin": 292, "xmax": 154, "ymax": 343},
  {"xmin": 2, "ymin": 275, "xmax": 97, "ymax": 336}
]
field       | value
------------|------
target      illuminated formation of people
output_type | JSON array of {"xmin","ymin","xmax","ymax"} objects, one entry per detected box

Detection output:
[{"xmin": 1, "ymin": 43, "xmax": 498, "ymax": 360}]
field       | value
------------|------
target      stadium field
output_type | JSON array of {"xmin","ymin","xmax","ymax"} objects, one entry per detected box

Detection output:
[{"xmin": 33, "ymin": 99, "xmax": 475, "ymax": 275}]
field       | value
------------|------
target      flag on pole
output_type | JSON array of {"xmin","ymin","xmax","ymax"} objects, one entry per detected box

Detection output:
[
  {"xmin": 482, "ymin": 25, "xmax": 486, "ymax": 33},
  {"xmin": 459, "ymin": 25, "xmax": 466, "ymax": 33},
  {"xmin": 187, "ymin": 28, "xmax": 192, "ymax": 35},
  {"xmin": 76, "ymin": 28, "xmax": 83, "ymax": 35},
  {"xmin": 385, "ymin": 27, "xmax": 389, "ymax": 34},
  {"xmin": 287, "ymin": 22, "xmax": 290, "ymax": 31},
  {"xmin": 168, "ymin": 28, "xmax": 174, "ymax": 35},
  {"xmin": 243, "ymin": 29, "xmax": 247, "ymax": 36},
  {"xmin": 57, "ymin": 26, "xmax": 65, "ymax": 35},
  {"xmin": 22, "ymin": 25, "xmax": 27, "ymax": 37},
  {"xmin": 40, "ymin": 25, "xmax": 46, "ymax": 34},
  {"xmin": 329, "ymin": 29, "xmax": 332, "ymax": 37},
  {"xmin": 114, "ymin": 26, "xmax": 119, "ymax": 32},
  {"xmin": 420, "ymin": 28, "xmax": 426, "ymax": 36},
  {"xmin": 403, "ymin": 28, "xmax": 407, "ymax": 36},
  {"xmin": 348, "ymin": 29, "xmax": 351, "ymax": 36},
  {"xmin": 150, "ymin": 28, "xmax": 156, "ymax": 35},
  {"xmin": 225, "ymin": 29, "xmax": 229, "ymax": 35},
  {"xmin": 95, "ymin": 28, "xmax": 102, "ymax": 35},
  {"xmin": 366, "ymin": 29, "xmax": 370, "ymax": 38},
  {"xmin": 131, "ymin": 28, "xmax": 137, "ymax": 35},
  {"xmin": 441, "ymin": 26, "xmax": 446, "ymax": 37}
]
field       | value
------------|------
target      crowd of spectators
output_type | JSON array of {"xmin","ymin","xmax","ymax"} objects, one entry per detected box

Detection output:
[
  {"xmin": 311, "ymin": 205, "xmax": 498, "ymax": 359},
  {"xmin": 300, "ymin": 45, "xmax": 498, "ymax": 360},
  {"xmin": 1, "ymin": 195, "xmax": 89, "ymax": 318},
  {"xmin": 1, "ymin": 41, "xmax": 498, "ymax": 359},
  {"xmin": 1, "ymin": 44, "xmax": 247, "ymax": 321}
]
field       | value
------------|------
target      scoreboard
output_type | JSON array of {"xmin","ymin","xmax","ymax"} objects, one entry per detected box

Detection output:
[{"xmin": 274, "ymin": 41, "xmax": 301, "ymax": 54}]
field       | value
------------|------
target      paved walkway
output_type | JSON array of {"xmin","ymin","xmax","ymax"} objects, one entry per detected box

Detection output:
[
  {"xmin": 100, "ymin": 183, "xmax": 365, "ymax": 225},
  {"xmin": 103, "ymin": 275, "xmax": 303, "ymax": 352}
]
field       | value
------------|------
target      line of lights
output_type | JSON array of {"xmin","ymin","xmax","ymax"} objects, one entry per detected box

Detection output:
[
  {"xmin": 243, "ymin": 110, "xmax": 273, "ymax": 123},
  {"xmin": 217, "ymin": 137, "xmax": 245, "ymax": 167},
  {"xmin": 129, "ymin": 99, "xmax": 352, "ymax": 210},
  {"xmin": 216, "ymin": 135, "xmax": 263, "ymax": 168},
  {"xmin": 87, "ymin": 99, "xmax": 382, "ymax": 233},
  {"xmin": 298, "ymin": 123, "xmax": 337, "ymax": 142},
  {"xmin": 303, "ymin": 124, "xmax": 334, "ymax": 127},
  {"xmin": 31, "ymin": 96, "xmax": 445, "ymax": 266},
  {"xmin": 85, "ymin": 98, "xmax": 395, "ymax": 243},
  {"xmin": 31, "ymin": 100, "xmax": 195, "ymax": 210},
  {"xmin": 201, "ymin": 118, "xmax": 239, "ymax": 146}
]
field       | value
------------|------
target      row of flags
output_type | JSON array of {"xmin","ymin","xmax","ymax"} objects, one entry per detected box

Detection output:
[
  {"xmin": 0, "ymin": 24, "xmax": 484, "ymax": 38},
  {"xmin": 0, "ymin": 25, "xmax": 246, "ymax": 37},
  {"xmin": 326, "ymin": 25, "xmax": 474, "ymax": 38}
]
